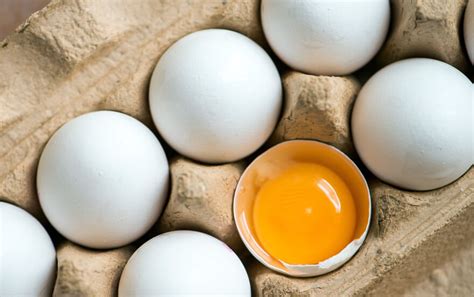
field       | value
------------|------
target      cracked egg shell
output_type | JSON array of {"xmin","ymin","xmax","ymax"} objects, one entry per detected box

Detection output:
[{"xmin": 233, "ymin": 140, "xmax": 371, "ymax": 277}]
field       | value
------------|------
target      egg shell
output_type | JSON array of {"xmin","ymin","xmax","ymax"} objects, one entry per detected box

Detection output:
[
  {"xmin": 261, "ymin": 0, "xmax": 390, "ymax": 75},
  {"xmin": 352, "ymin": 58, "xmax": 473, "ymax": 191},
  {"xmin": 465, "ymin": 0, "xmax": 474, "ymax": 65},
  {"xmin": 37, "ymin": 111, "xmax": 169, "ymax": 249},
  {"xmin": 149, "ymin": 29, "xmax": 282, "ymax": 163},
  {"xmin": 0, "ymin": 202, "xmax": 56, "ymax": 296},
  {"xmin": 118, "ymin": 230, "xmax": 251, "ymax": 296},
  {"xmin": 234, "ymin": 140, "xmax": 371, "ymax": 277}
]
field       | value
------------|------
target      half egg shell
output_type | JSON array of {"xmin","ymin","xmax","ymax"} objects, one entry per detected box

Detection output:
[{"xmin": 233, "ymin": 140, "xmax": 371, "ymax": 277}]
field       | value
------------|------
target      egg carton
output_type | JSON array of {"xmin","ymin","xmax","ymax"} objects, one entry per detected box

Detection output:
[{"xmin": 0, "ymin": 0, "xmax": 472, "ymax": 296}]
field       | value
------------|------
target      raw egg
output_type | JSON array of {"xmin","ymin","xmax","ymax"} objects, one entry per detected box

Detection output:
[
  {"xmin": 0, "ymin": 202, "xmax": 56, "ymax": 296},
  {"xmin": 118, "ymin": 231, "xmax": 251, "ymax": 296},
  {"xmin": 465, "ymin": 0, "xmax": 474, "ymax": 64},
  {"xmin": 233, "ymin": 140, "xmax": 371, "ymax": 277},
  {"xmin": 261, "ymin": 0, "xmax": 390, "ymax": 75},
  {"xmin": 352, "ymin": 58, "xmax": 473, "ymax": 191},
  {"xmin": 149, "ymin": 29, "xmax": 282, "ymax": 163},
  {"xmin": 37, "ymin": 111, "xmax": 169, "ymax": 249}
]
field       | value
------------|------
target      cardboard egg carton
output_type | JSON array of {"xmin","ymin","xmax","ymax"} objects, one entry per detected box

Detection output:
[{"xmin": 0, "ymin": 0, "xmax": 472, "ymax": 296}]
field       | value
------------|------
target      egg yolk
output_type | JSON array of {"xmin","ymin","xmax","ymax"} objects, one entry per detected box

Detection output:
[{"xmin": 253, "ymin": 163, "xmax": 357, "ymax": 265}]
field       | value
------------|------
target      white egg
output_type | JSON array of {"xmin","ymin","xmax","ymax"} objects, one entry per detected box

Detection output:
[
  {"xmin": 0, "ymin": 202, "xmax": 56, "ymax": 296},
  {"xmin": 261, "ymin": 0, "xmax": 390, "ymax": 75},
  {"xmin": 37, "ymin": 111, "xmax": 169, "ymax": 249},
  {"xmin": 118, "ymin": 231, "xmax": 251, "ymax": 296},
  {"xmin": 149, "ymin": 29, "xmax": 282, "ymax": 163},
  {"xmin": 352, "ymin": 58, "xmax": 473, "ymax": 191},
  {"xmin": 465, "ymin": 0, "xmax": 474, "ymax": 64}
]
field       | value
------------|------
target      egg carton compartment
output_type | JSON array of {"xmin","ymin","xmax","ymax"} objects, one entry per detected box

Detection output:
[{"xmin": 0, "ymin": 0, "xmax": 472, "ymax": 296}]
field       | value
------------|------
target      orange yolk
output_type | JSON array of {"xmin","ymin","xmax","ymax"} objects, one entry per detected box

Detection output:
[{"xmin": 252, "ymin": 162, "xmax": 357, "ymax": 265}]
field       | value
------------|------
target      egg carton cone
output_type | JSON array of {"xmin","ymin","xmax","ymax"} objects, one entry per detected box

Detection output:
[{"xmin": 0, "ymin": 0, "xmax": 472, "ymax": 296}]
